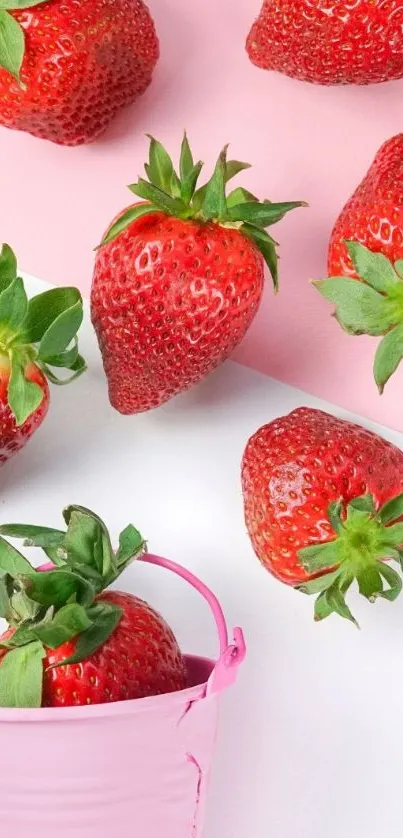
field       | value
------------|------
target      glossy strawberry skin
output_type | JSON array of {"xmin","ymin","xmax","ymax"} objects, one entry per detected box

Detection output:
[
  {"xmin": 242, "ymin": 407, "xmax": 403, "ymax": 585},
  {"xmin": 91, "ymin": 210, "xmax": 264, "ymax": 413},
  {"xmin": 246, "ymin": 1, "xmax": 403, "ymax": 86},
  {"xmin": 0, "ymin": 361, "xmax": 49, "ymax": 466},
  {"xmin": 328, "ymin": 135, "xmax": 403, "ymax": 278},
  {"xmin": 0, "ymin": 0, "xmax": 159, "ymax": 146},
  {"xmin": 0, "ymin": 591, "xmax": 187, "ymax": 707}
]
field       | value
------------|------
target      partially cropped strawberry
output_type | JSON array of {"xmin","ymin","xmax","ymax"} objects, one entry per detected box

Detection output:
[
  {"xmin": 0, "ymin": 506, "xmax": 187, "ymax": 707},
  {"xmin": 0, "ymin": 243, "xmax": 85, "ymax": 466},
  {"xmin": 315, "ymin": 135, "xmax": 403, "ymax": 393},
  {"xmin": 91, "ymin": 133, "xmax": 306, "ymax": 413},
  {"xmin": 246, "ymin": 1, "xmax": 403, "ymax": 85},
  {"xmin": 242, "ymin": 407, "xmax": 403, "ymax": 624},
  {"xmin": 0, "ymin": 0, "xmax": 159, "ymax": 146}
]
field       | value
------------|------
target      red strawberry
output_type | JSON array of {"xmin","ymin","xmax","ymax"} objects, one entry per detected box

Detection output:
[
  {"xmin": 91, "ymin": 134, "xmax": 306, "ymax": 413},
  {"xmin": 246, "ymin": 1, "xmax": 403, "ymax": 85},
  {"xmin": 0, "ymin": 0, "xmax": 159, "ymax": 146},
  {"xmin": 0, "ymin": 243, "xmax": 86, "ymax": 466},
  {"xmin": 242, "ymin": 407, "xmax": 403, "ymax": 624},
  {"xmin": 0, "ymin": 506, "xmax": 187, "ymax": 707},
  {"xmin": 315, "ymin": 135, "xmax": 403, "ymax": 392}
]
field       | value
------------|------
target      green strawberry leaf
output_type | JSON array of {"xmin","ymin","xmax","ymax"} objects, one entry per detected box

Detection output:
[
  {"xmin": 201, "ymin": 145, "xmax": 228, "ymax": 221},
  {"xmin": 299, "ymin": 540, "xmax": 340, "ymax": 574},
  {"xmin": 242, "ymin": 223, "xmax": 279, "ymax": 290},
  {"xmin": 377, "ymin": 563, "xmax": 403, "ymax": 601},
  {"xmin": 63, "ymin": 506, "xmax": 115, "ymax": 583},
  {"xmin": 378, "ymin": 493, "xmax": 403, "ymax": 525},
  {"xmin": 348, "ymin": 494, "xmax": 376, "ymax": 515},
  {"xmin": 346, "ymin": 242, "xmax": 399, "ymax": 294},
  {"xmin": 0, "ymin": 575, "xmax": 13, "ymax": 620},
  {"xmin": 0, "ymin": 641, "xmax": 45, "ymax": 708},
  {"xmin": 7, "ymin": 349, "xmax": 44, "ymax": 426},
  {"xmin": 374, "ymin": 324, "xmax": 403, "ymax": 394},
  {"xmin": 100, "ymin": 204, "xmax": 161, "ymax": 247},
  {"xmin": 0, "ymin": 1, "xmax": 50, "ymax": 8},
  {"xmin": 297, "ymin": 567, "xmax": 343, "ymax": 595},
  {"xmin": 313, "ymin": 277, "xmax": 397, "ymax": 336},
  {"xmin": 0, "ymin": 620, "xmax": 37, "ymax": 648},
  {"xmin": 0, "ymin": 10, "xmax": 24, "ymax": 82},
  {"xmin": 179, "ymin": 133, "xmax": 194, "ymax": 181},
  {"xmin": 0, "ymin": 275, "xmax": 28, "ymax": 332},
  {"xmin": 32, "ymin": 602, "xmax": 93, "ymax": 648},
  {"xmin": 327, "ymin": 499, "xmax": 343, "ymax": 534},
  {"xmin": 0, "ymin": 535, "xmax": 34, "ymax": 577},
  {"xmin": 394, "ymin": 259, "xmax": 403, "ymax": 278},
  {"xmin": 39, "ymin": 354, "xmax": 86, "ymax": 386},
  {"xmin": 314, "ymin": 590, "xmax": 333, "ymax": 622},
  {"xmin": 228, "ymin": 200, "xmax": 306, "ymax": 227},
  {"xmin": 0, "ymin": 523, "xmax": 66, "ymax": 566},
  {"xmin": 38, "ymin": 299, "xmax": 83, "ymax": 361},
  {"xmin": 129, "ymin": 179, "xmax": 188, "ymax": 217},
  {"xmin": 51, "ymin": 602, "xmax": 122, "ymax": 668},
  {"xmin": 227, "ymin": 186, "xmax": 258, "ymax": 208},
  {"xmin": 21, "ymin": 287, "xmax": 83, "ymax": 344},
  {"xmin": 22, "ymin": 569, "xmax": 95, "ymax": 609},
  {"xmin": 356, "ymin": 565, "xmax": 383, "ymax": 599},
  {"xmin": 146, "ymin": 135, "xmax": 176, "ymax": 194},
  {"xmin": 43, "ymin": 339, "xmax": 79, "ymax": 369},
  {"xmin": 181, "ymin": 161, "xmax": 203, "ymax": 204},
  {"xmin": 325, "ymin": 582, "xmax": 358, "ymax": 626},
  {"xmin": 0, "ymin": 243, "xmax": 17, "ymax": 293},
  {"xmin": 10, "ymin": 588, "xmax": 42, "ymax": 622},
  {"xmin": 116, "ymin": 523, "xmax": 145, "ymax": 569}
]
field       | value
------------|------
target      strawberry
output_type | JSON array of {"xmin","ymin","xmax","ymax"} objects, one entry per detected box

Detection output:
[
  {"xmin": 91, "ymin": 134, "xmax": 306, "ymax": 413},
  {"xmin": 242, "ymin": 407, "xmax": 403, "ymax": 624},
  {"xmin": 246, "ymin": 1, "xmax": 403, "ymax": 85},
  {"xmin": 0, "ymin": 505, "xmax": 187, "ymax": 707},
  {"xmin": 314, "ymin": 135, "xmax": 403, "ymax": 393},
  {"xmin": 0, "ymin": 0, "xmax": 159, "ymax": 146},
  {"xmin": 0, "ymin": 243, "xmax": 86, "ymax": 466}
]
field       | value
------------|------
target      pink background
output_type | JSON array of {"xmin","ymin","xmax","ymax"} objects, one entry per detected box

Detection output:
[{"xmin": 0, "ymin": 0, "xmax": 402, "ymax": 429}]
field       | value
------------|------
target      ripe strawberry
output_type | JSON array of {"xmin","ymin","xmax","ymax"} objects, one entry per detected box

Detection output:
[
  {"xmin": 91, "ymin": 134, "xmax": 305, "ymax": 413},
  {"xmin": 0, "ymin": 505, "xmax": 187, "ymax": 707},
  {"xmin": 242, "ymin": 407, "xmax": 403, "ymax": 624},
  {"xmin": 315, "ymin": 135, "xmax": 403, "ymax": 393},
  {"xmin": 0, "ymin": 0, "xmax": 159, "ymax": 146},
  {"xmin": 0, "ymin": 243, "xmax": 86, "ymax": 466},
  {"xmin": 246, "ymin": 1, "xmax": 403, "ymax": 85}
]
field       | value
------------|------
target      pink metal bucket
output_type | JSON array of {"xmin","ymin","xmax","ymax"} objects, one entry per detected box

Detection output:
[{"xmin": 0, "ymin": 554, "xmax": 246, "ymax": 838}]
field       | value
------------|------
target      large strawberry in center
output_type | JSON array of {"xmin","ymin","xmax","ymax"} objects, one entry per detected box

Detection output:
[{"xmin": 91, "ymin": 134, "xmax": 305, "ymax": 413}]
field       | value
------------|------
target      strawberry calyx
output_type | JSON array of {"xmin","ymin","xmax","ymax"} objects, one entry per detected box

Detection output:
[
  {"xmin": 297, "ymin": 492, "xmax": 403, "ymax": 626},
  {"xmin": 313, "ymin": 242, "xmax": 403, "ymax": 393},
  {"xmin": 101, "ymin": 133, "xmax": 307, "ymax": 291},
  {"xmin": 0, "ymin": 505, "xmax": 146, "ymax": 707},
  {"xmin": 0, "ymin": 1, "xmax": 50, "ymax": 84},
  {"xmin": 0, "ymin": 244, "xmax": 86, "ymax": 426}
]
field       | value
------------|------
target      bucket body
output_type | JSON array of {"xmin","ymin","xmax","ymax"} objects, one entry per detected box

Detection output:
[{"xmin": 0, "ymin": 555, "xmax": 246, "ymax": 838}]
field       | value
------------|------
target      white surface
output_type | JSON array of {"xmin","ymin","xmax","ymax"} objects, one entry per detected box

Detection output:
[{"xmin": 2, "ymin": 276, "xmax": 403, "ymax": 838}]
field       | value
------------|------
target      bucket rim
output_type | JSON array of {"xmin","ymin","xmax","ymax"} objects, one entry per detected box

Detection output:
[{"xmin": 0, "ymin": 654, "xmax": 215, "ymax": 723}]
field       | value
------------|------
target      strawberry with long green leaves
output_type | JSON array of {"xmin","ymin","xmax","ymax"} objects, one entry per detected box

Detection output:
[
  {"xmin": 0, "ymin": 0, "xmax": 159, "ymax": 145},
  {"xmin": 314, "ymin": 243, "xmax": 403, "ymax": 394},
  {"xmin": 91, "ymin": 134, "xmax": 306, "ymax": 414},
  {"xmin": 242, "ymin": 407, "xmax": 403, "ymax": 626},
  {"xmin": 0, "ymin": 243, "xmax": 86, "ymax": 465},
  {"xmin": 0, "ymin": 505, "xmax": 187, "ymax": 707}
]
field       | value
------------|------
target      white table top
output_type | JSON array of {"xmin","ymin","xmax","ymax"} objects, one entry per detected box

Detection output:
[{"xmin": 2, "ymin": 276, "xmax": 403, "ymax": 838}]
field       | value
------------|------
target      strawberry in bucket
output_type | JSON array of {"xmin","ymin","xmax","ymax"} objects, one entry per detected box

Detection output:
[{"xmin": 0, "ymin": 505, "xmax": 187, "ymax": 707}]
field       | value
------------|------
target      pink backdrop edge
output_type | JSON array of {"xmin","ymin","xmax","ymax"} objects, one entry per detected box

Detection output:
[{"xmin": 1, "ymin": 0, "xmax": 402, "ymax": 431}]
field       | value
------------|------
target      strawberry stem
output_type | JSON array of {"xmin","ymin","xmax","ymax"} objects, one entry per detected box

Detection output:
[{"xmin": 297, "ymin": 492, "xmax": 403, "ymax": 625}]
